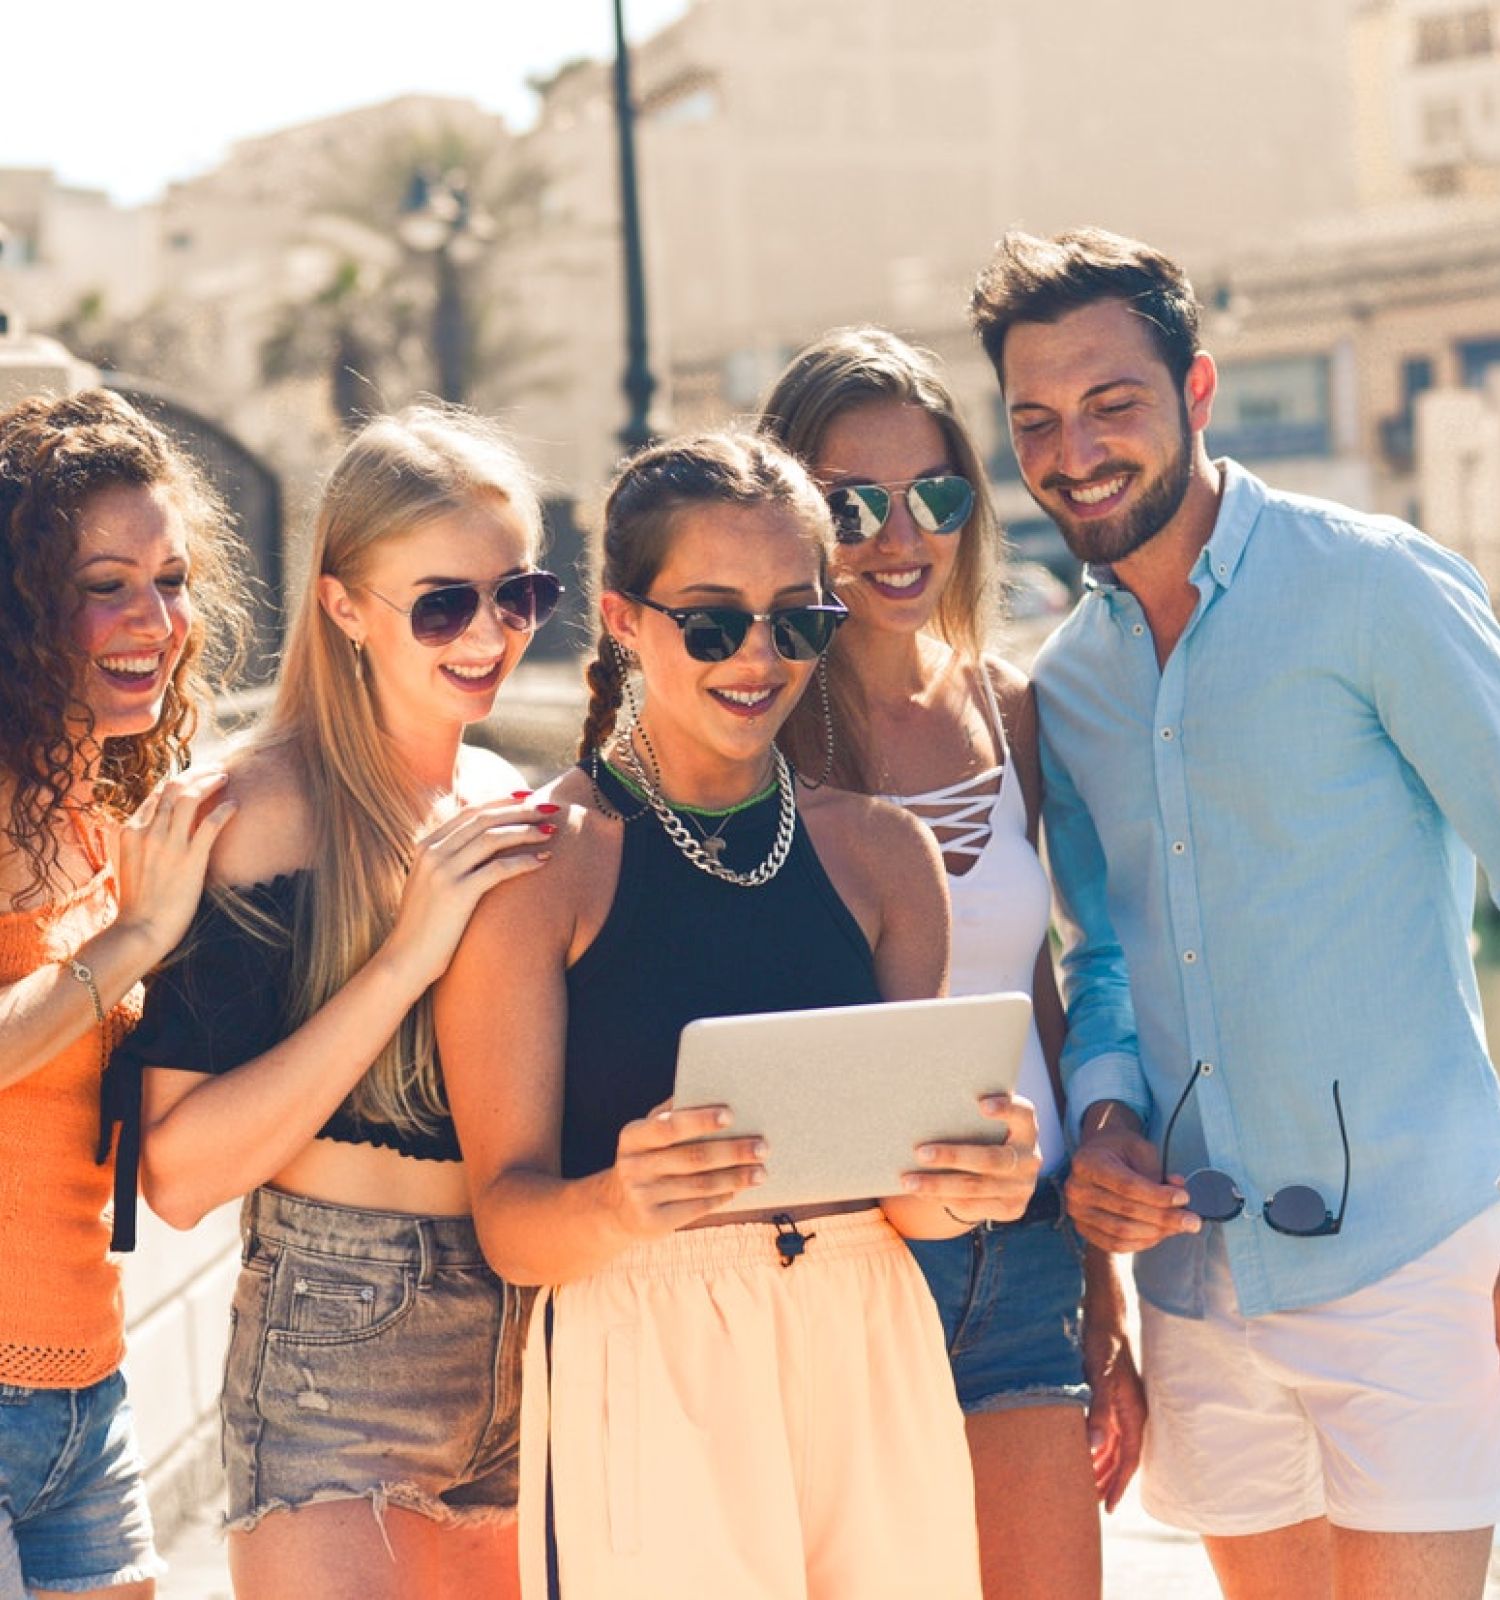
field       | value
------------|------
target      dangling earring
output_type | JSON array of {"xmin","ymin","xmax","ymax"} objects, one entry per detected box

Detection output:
[
  {"xmin": 352, "ymin": 637, "xmax": 365, "ymax": 685},
  {"xmin": 612, "ymin": 638, "xmax": 642, "ymax": 741},
  {"xmin": 797, "ymin": 656, "xmax": 837, "ymax": 789}
]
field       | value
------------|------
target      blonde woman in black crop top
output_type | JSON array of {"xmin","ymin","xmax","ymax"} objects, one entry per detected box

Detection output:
[
  {"xmin": 437, "ymin": 432, "xmax": 1042, "ymax": 1598},
  {"xmin": 128, "ymin": 409, "xmax": 560, "ymax": 1599}
]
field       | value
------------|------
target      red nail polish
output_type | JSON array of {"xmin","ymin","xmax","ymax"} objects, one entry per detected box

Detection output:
[
  {"xmin": 538, "ymin": 823, "xmax": 557, "ymax": 835},
  {"xmin": 536, "ymin": 803, "xmax": 561, "ymax": 815},
  {"xmin": 511, "ymin": 789, "xmax": 533, "ymax": 799}
]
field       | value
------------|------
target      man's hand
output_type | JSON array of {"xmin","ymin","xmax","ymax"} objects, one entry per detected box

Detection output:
[{"xmin": 1065, "ymin": 1101, "xmax": 1199, "ymax": 1253}]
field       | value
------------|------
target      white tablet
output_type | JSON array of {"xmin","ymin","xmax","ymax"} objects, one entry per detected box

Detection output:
[{"xmin": 671, "ymin": 991, "xmax": 1032, "ymax": 1213}]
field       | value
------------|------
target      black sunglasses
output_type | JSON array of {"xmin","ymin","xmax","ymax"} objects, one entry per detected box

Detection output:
[
  {"xmin": 368, "ymin": 570, "xmax": 563, "ymax": 646},
  {"xmin": 625, "ymin": 592, "xmax": 848, "ymax": 663},
  {"xmin": 1159, "ymin": 1061, "xmax": 1350, "ymax": 1237},
  {"xmin": 825, "ymin": 475, "xmax": 975, "ymax": 545}
]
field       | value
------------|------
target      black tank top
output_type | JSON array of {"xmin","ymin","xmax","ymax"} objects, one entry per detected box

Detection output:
[{"xmin": 561, "ymin": 762, "xmax": 882, "ymax": 1178}]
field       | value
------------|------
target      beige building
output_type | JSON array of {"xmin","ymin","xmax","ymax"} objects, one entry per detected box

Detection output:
[
  {"xmin": 506, "ymin": 0, "xmax": 1360, "ymax": 494},
  {"xmin": 1353, "ymin": 0, "xmax": 1500, "ymax": 201}
]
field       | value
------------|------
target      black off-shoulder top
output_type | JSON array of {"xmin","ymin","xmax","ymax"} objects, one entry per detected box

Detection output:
[{"xmin": 102, "ymin": 871, "xmax": 460, "ymax": 1249}]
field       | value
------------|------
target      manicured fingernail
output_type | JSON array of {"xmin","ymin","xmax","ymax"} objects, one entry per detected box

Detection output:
[
  {"xmin": 1183, "ymin": 1216, "xmax": 1202, "ymax": 1233},
  {"xmin": 981, "ymin": 1095, "xmax": 1009, "ymax": 1111},
  {"xmin": 749, "ymin": 1168, "xmax": 766, "ymax": 1185},
  {"xmin": 752, "ymin": 1140, "xmax": 768, "ymax": 1159},
  {"xmin": 902, "ymin": 1174, "xmax": 920, "ymax": 1192},
  {"xmin": 1170, "ymin": 1190, "xmax": 1189, "ymax": 1206},
  {"xmin": 535, "ymin": 850, "xmax": 553, "ymax": 862},
  {"xmin": 715, "ymin": 1109, "xmax": 732, "ymax": 1127},
  {"xmin": 536, "ymin": 803, "xmax": 561, "ymax": 814},
  {"xmin": 537, "ymin": 823, "xmax": 556, "ymax": 835},
  {"xmin": 917, "ymin": 1144, "xmax": 937, "ymax": 1162},
  {"xmin": 511, "ymin": 789, "xmax": 532, "ymax": 799}
]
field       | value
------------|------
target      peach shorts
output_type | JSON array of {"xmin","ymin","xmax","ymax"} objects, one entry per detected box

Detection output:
[{"xmin": 520, "ymin": 1208, "xmax": 982, "ymax": 1599}]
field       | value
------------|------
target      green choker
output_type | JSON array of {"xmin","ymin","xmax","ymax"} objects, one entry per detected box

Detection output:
[{"xmin": 602, "ymin": 759, "xmax": 778, "ymax": 817}]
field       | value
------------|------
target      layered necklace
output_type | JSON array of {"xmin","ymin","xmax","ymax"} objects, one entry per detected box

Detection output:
[{"xmin": 599, "ymin": 729, "xmax": 797, "ymax": 888}]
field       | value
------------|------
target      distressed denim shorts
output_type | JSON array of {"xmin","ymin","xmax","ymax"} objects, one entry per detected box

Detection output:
[
  {"xmin": 222, "ymin": 1188, "xmax": 530, "ymax": 1532},
  {"xmin": 0, "ymin": 1369, "xmax": 163, "ymax": 1597},
  {"xmin": 905, "ymin": 1177, "xmax": 1090, "ymax": 1416}
]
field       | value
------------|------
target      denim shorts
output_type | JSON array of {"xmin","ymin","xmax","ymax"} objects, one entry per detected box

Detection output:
[
  {"xmin": 905, "ymin": 1178, "xmax": 1089, "ymax": 1416},
  {"xmin": 0, "ymin": 1369, "xmax": 163, "ymax": 1597},
  {"xmin": 222, "ymin": 1188, "xmax": 530, "ymax": 1532}
]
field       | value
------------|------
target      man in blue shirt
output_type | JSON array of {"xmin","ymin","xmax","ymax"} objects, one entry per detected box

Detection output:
[{"xmin": 970, "ymin": 227, "xmax": 1500, "ymax": 1600}]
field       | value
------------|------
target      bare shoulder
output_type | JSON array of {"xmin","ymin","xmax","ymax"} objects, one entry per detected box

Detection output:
[
  {"xmin": 801, "ymin": 784, "xmax": 944, "ymax": 888},
  {"xmin": 981, "ymin": 650, "xmax": 1031, "ymax": 720},
  {"xmin": 209, "ymin": 744, "xmax": 314, "ymax": 888},
  {"xmin": 464, "ymin": 765, "xmax": 618, "ymax": 947},
  {"xmin": 458, "ymin": 741, "xmax": 529, "ymax": 800}
]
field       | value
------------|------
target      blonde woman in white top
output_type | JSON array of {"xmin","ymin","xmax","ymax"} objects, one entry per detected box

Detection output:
[{"xmin": 760, "ymin": 328, "xmax": 1147, "ymax": 1600}]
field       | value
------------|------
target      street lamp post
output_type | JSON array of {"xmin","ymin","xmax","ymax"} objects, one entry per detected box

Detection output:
[
  {"xmin": 612, "ymin": 0, "xmax": 657, "ymax": 453},
  {"xmin": 399, "ymin": 170, "xmax": 492, "ymax": 404}
]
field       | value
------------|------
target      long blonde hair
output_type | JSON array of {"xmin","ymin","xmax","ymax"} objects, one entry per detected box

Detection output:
[
  {"xmin": 756, "ymin": 327, "xmax": 1001, "ymax": 792},
  {"xmin": 248, "ymin": 405, "xmax": 543, "ymax": 1136}
]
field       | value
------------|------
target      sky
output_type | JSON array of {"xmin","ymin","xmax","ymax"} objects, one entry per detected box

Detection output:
[{"xmin": 7, "ymin": 0, "xmax": 692, "ymax": 206}]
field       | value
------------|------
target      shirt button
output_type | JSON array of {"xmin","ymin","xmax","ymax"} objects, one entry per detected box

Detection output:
[
  {"xmin": 1132, "ymin": 623, "xmax": 1144, "ymax": 636},
  {"xmin": 1183, "ymin": 950, "xmax": 1198, "ymax": 964},
  {"xmin": 1160, "ymin": 728, "xmax": 1175, "ymax": 741},
  {"xmin": 1172, "ymin": 840, "xmax": 1186, "ymax": 854},
  {"xmin": 1200, "ymin": 1061, "xmax": 1215, "ymax": 1074},
  {"xmin": 1217, "ymin": 563, "xmax": 1228, "ymax": 577}
]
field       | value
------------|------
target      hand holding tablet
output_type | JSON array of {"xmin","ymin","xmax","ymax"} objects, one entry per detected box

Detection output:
[{"xmin": 671, "ymin": 992, "xmax": 1035, "ymax": 1215}]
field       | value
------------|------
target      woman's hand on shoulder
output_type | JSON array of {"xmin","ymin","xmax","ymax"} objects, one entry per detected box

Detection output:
[
  {"xmin": 382, "ymin": 789, "xmax": 563, "ymax": 991},
  {"xmin": 113, "ymin": 768, "xmax": 238, "ymax": 962}
]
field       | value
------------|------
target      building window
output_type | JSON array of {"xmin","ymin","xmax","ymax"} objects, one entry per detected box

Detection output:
[
  {"xmin": 1207, "ymin": 355, "xmax": 1332, "ymax": 461},
  {"xmin": 1423, "ymin": 97, "xmax": 1464, "ymax": 144},
  {"xmin": 1414, "ymin": 7, "xmax": 1495, "ymax": 62},
  {"xmin": 1459, "ymin": 336, "xmax": 1500, "ymax": 388}
]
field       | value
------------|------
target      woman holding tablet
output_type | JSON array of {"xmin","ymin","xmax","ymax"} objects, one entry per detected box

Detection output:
[
  {"xmin": 126, "ymin": 408, "xmax": 558, "ymax": 1599},
  {"xmin": 759, "ymin": 327, "xmax": 1145, "ymax": 1600},
  {"xmin": 437, "ymin": 430, "xmax": 1038, "ymax": 1598}
]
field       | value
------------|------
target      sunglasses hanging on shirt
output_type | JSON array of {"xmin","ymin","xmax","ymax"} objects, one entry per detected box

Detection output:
[{"xmin": 1158, "ymin": 1060, "xmax": 1350, "ymax": 1237}]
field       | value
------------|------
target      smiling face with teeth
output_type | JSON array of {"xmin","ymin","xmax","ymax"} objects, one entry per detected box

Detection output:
[
  {"xmin": 1003, "ymin": 298, "xmax": 1218, "ymax": 569},
  {"xmin": 602, "ymin": 501, "xmax": 826, "ymax": 804},
  {"xmin": 319, "ymin": 498, "xmax": 537, "ymax": 744},
  {"xmin": 70, "ymin": 482, "xmax": 195, "ymax": 739},
  {"xmin": 813, "ymin": 401, "xmax": 964, "ymax": 638}
]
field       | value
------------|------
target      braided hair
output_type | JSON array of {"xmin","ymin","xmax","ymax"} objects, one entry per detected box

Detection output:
[{"xmin": 577, "ymin": 430, "xmax": 833, "ymax": 761}]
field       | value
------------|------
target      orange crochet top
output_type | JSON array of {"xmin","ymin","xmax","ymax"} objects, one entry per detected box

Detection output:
[{"xmin": 0, "ymin": 865, "xmax": 143, "ymax": 1389}]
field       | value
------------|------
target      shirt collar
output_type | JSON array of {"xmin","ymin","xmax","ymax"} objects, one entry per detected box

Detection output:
[{"xmin": 1081, "ymin": 458, "xmax": 1262, "ymax": 599}]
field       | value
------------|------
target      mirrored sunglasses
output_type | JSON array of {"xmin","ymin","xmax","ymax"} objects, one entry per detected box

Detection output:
[
  {"xmin": 626, "ymin": 592, "xmax": 849, "ymax": 663},
  {"xmin": 1159, "ymin": 1061, "xmax": 1350, "ymax": 1237},
  {"xmin": 825, "ymin": 475, "xmax": 975, "ymax": 545},
  {"xmin": 369, "ymin": 570, "xmax": 564, "ymax": 645}
]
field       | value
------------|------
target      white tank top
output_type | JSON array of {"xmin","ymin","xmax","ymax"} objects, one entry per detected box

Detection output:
[{"xmin": 883, "ymin": 666, "xmax": 1067, "ymax": 1175}]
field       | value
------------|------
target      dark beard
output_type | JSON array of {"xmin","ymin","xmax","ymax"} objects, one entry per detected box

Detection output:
[{"xmin": 1035, "ymin": 421, "xmax": 1193, "ymax": 568}]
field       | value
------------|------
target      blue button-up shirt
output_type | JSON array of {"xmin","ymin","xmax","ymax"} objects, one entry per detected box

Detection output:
[{"xmin": 1034, "ymin": 460, "xmax": 1500, "ymax": 1317}]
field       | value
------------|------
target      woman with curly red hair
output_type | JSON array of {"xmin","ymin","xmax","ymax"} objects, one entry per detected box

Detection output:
[{"xmin": 0, "ymin": 387, "xmax": 247, "ymax": 1598}]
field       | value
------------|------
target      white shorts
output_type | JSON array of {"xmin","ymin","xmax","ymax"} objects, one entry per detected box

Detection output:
[{"xmin": 1140, "ymin": 1205, "xmax": 1500, "ymax": 1537}]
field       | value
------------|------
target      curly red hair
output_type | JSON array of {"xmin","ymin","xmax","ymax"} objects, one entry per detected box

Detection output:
[{"xmin": 0, "ymin": 388, "xmax": 249, "ymax": 898}]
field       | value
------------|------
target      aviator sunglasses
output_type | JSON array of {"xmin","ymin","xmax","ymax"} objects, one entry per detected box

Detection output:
[
  {"xmin": 1159, "ymin": 1061, "xmax": 1350, "ymax": 1237},
  {"xmin": 367, "ymin": 570, "xmax": 564, "ymax": 645},
  {"xmin": 825, "ymin": 474, "xmax": 975, "ymax": 545},
  {"xmin": 626, "ymin": 592, "xmax": 849, "ymax": 663}
]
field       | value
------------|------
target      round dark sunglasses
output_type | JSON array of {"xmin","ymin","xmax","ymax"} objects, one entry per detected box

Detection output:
[
  {"xmin": 1159, "ymin": 1061, "xmax": 1350, "ymax": 1237},
  {"xmin": 626, "ymin": 592, "xmax": 848, "ymax": 663},
  {"xmin": 825, "ymin": 475, "xmax": 975, "ymax": 545},
  {"xmin": 368, "ymin": 570, "xmax": 564, "ymax": 646}
]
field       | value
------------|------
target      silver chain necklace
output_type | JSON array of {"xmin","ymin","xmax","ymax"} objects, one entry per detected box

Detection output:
[{"xmin": 615, "ymin": 739, "xmax": 797, "ymax": 888}]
